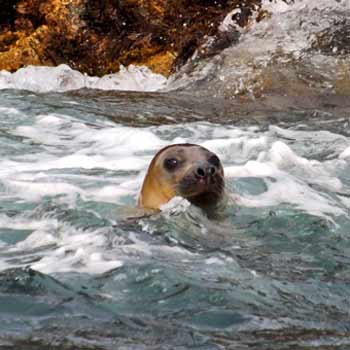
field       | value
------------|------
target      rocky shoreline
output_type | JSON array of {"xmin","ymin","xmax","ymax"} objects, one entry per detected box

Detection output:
[{"xmin": 0, "ymin": 0, "xmax": 265, "ymax": 76}]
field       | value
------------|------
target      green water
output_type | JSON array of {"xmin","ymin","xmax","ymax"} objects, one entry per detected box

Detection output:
[{"xmin": 0, "ymin": 89, "xmax": 350, "ymax": 350}]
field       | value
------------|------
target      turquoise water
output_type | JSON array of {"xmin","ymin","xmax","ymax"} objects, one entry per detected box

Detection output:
[{"xmin": 1, "ymin": 89, "xmax": 350, "ymax": 349}]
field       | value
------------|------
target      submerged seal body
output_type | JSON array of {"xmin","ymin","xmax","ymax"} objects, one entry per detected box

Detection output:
[{"xmin": 138, "ymin": 144, "xmax": 225, "ymax": 214}]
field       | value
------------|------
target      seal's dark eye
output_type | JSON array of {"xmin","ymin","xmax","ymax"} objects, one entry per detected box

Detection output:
[
  {"xmin": 208, "ymin": 154, "xmax": 220, "ymax": 167},
  {"xmin": 164, "ymin": 158, "xmax": 179, "ymax": 171}
]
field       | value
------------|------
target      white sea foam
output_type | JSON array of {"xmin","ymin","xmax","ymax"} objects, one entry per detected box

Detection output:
[
  {"xmin": 225, "ymin": 139, "xmax": 345, "ymax": 218},
  {"xmin": 2, "ymin": 117, "xmax": 348, "ymax": 214},
  {"xmin": 90, "ymin": 185, "xmax": 134, "ymax": 203},
  {"xmin": 160, "ymin": 196, "xmax": 191, "ymax": 214},
  {"xmin": 4, "ymin": 180, "xmax": 83, "ymax": 202},
  {"xmin": 0, "ymin": 113, "xmax": 349, "ymax": 274},
  {"xmin": 0, "ymin": 213, "xmax": 123, "ymax": 274},
  {"xmin": 0, "ymin": 64, "xmax": 167, "ymax": 93},
  {"xmin": 339, "ymin": 146, "xmax": 350, "ymax": 160}
]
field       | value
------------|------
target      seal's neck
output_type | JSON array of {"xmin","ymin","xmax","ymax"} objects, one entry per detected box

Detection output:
[{"xmin": 138, "ymin": 171, "xmax": 175, "ymax": 210}]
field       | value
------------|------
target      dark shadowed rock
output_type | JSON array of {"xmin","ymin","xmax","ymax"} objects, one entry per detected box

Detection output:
[{"xmin": 0, "ymin": 0, "xmax": 264, "ymax": 76}]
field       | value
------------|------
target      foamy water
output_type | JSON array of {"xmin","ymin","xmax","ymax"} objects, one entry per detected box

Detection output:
[
  {"xmin": 1, "ymin": 1, "xmax": 350, "ymax": 348},
  {"xmin": 0, "ymin": 64, "xmax": 167, "ymax": 93},
  {"xmin": 1, "ymin": 93, "xmax": 350, "ymax": 350},
  {"xmin": 1, "ymin": 106, "xmax": 349, "ymax": 276}
]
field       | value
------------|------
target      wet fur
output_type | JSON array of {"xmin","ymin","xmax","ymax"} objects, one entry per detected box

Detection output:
[{"xmin": 138, "ymin": 144, "xmax": 225, "ymax": 216}]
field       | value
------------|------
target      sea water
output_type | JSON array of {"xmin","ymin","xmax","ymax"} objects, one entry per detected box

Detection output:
[
  {"xmin": 0, "ymin": 88, "xmax": 350, "ymax": 349},
  {"xmin": 1, "ymin": 0, "xmax": 350, "ymax": 348}
]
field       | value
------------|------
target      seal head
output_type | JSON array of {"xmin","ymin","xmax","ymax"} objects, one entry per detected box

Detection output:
[{"xmin": 138, "ymin": 144, "xmax": 225, "ymax": 214}]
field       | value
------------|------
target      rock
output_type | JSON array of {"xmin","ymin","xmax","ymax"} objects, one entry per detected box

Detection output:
[{"xmin": 0, "ymin": 0, "xmax": 263, "ymax": 76}]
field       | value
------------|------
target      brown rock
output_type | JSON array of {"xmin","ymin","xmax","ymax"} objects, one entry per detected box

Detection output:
[{"xmin": 0, "ymin": 0, "xmax": 263, "ymax": 76}]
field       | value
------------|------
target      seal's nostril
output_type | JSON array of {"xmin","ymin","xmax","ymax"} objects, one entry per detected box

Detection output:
[
  {"xmin": 208, "ymin": 166, "xmax": 216, "ymax": 176},
  {"xmin": 196, "ymin": 167, "xmax": 206, "ymax": 178},
  {"xmin": 196, "ymin": 166, "xmax": 216, "ymax": 178}
]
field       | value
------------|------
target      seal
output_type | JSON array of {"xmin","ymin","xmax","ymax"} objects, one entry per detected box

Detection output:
[{"xmin": 138, "ymin": 143, "xmax": 225, "ymax": 215}]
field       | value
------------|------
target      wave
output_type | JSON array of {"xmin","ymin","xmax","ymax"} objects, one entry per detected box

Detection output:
[{"xmin": 0, "ymin": 64, "xmax": 167, "ymax": 93}]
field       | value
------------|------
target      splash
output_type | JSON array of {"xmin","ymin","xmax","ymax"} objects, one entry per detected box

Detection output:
[
  {"xmin": 167, "ymin": 0, "xmax": 350, "ymax": 99},
  {"xmin": 0, "ymin": 64, "xmax": 167, "ymax": 93}
]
